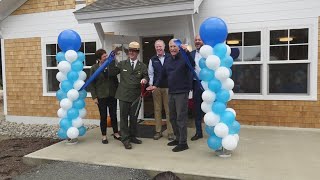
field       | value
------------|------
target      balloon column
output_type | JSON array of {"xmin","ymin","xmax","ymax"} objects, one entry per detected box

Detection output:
[
  {"xmin": 199, "ymin": 17, "xmax": 241, "ymax": 153},
  {"xmin": 56, "ymin": 30, "xmax": 87, "ymax": 140}
]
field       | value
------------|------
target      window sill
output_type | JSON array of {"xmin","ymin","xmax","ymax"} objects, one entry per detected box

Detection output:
[{"xmin": 232, "ymin": 94, "xmax": 317, "ymax": 101}]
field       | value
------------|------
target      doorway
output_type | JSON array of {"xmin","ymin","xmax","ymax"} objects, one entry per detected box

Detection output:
[{"xmin": 141, "ymin": 35, "xmax": 173, "ymax": 119}]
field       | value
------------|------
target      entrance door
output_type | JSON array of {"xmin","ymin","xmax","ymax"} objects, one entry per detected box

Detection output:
[{"xmin": 141, "ymin": 35, "xmax": 173, "ymax": 119}]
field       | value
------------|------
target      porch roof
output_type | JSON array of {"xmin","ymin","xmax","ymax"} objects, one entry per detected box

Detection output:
[{"xmin": 73, "ymin": 0, "xmax": 203, "ymax": 23}]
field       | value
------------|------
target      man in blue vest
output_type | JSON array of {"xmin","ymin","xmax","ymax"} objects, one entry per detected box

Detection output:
[
  {"xmin": 190, "ymin": 35, "xmax": 205, "ymax": 141},
  {"xmin": 148, "ymin": 40, "xmax": 174, "ymax": 141}
]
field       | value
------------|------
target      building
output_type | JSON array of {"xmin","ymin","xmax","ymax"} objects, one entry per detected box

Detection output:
[{"xmin": 0, "ymin": 0, "xmax": 319, "ymax": 128}]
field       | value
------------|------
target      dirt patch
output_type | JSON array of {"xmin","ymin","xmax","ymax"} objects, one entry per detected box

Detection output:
[{"xmin": 0, "ymin": 137, "xmax": 60, "ymax": 179}]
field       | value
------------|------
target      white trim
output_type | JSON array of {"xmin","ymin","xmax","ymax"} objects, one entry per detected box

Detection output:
[
  {"xmin": 6, "ymin": 115, "xmax": 100, "ymax": 125},
  {"xmin": 1, "ymin": 38, "xmax": 7, "ymax": 115}
]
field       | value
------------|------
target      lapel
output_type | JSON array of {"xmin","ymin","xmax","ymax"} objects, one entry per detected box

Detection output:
[{"xmin": 133, "ymin": 60, "xmax": 141, "ymax": 73}]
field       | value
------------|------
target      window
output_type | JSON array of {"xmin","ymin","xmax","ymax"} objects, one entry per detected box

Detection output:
[{"xmin": 45, "ymin": 42, "xmax": 96, "ymax": 93}]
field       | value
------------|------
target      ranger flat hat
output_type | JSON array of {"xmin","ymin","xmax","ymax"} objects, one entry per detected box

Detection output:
[{"xmin": 128, "ymin": 41, "xmax": 140, "ymax": 51}]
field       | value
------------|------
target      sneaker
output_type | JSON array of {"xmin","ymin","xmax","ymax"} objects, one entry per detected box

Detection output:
[
  {"xmin": 167, "ymin": 140, "xmax": 179, "ymax": 146},
  {"xmin": 172, "ymin": 144, "xmax": 189, "ymax": 152},
  {"xmin": 130, "ymin": 137, "xmax": 142, "ymax": 144},
  {"xmin": 168, "ymin": 133, "xmax": 175, "ymax": 141},
  {"xmin": 153, "ymin": 132, "xmax": 162, "ymax": 140}
]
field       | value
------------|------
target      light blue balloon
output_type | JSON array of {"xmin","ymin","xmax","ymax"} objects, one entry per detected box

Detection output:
[
  {"xmin": 220, "ymin": 111, "xmax": 235, "ymax": 126},
  {"xmin": 199, "ymin": 68, "xmax": 214, "ymax": 82},
  {"xmin": 77, "ymin": 52, "xmax": 85, "ymax": 62},
  {"xmin": 216, "ymin": 89, "xmax": 230, "ymax": 103},
  {"xmin": 57, "ymin": 128, "xmax": 68, "ymax": 139},
  {"xmin": 67, "ymin": 71, "xmax": 79, "ymax": 82},
  {"xmin": 229, "ymin": 120, "xmax": 241, "ymax": 134},
  {"xmin": 61, "ymin": 80, "xmax": 73, "ymax": 93},
  {"xmin": 212, "ymin": 102, "xmax": 226, "ymax": 115},
  {"xmin": 67, "ymin": 108, "xmax": 79, "ymax": 119},
  {"xmin": 79, "ymin": 90, "xmax": 87, "ymax": 99},
  {"xmin": 214, "ymin": 43, "xmax": 227, "ymax": 59},
  {"xmin": 228, "ymin": 68, "xmax": 232, "ymax": 77},
  {"xmin": 207, "ymin": 134, "xmax": 222, "ymax": 150},
  {"xmin": 59, "ymin": 118, "xmax": 72, "ymax": 131},
  {"xmin": 72, "ymin": 60, "xmax": 84, "ymax": 72},
  {"xmin": 205, "ymin": 125, "xmax": 215, "ymax": 136},
  {"xmin": 78, "ymin": 126, "xmax": 87, "ymax": 136},
  {"xmin": 221, "ymin": 56, "xmax": 233, "ymax": 68},
  {"xmin": 199, "ymin": 58, "xmax": 207, "ymax": 69},
  {"xmin": 56, "ymin": 52, "xmax": 65, "ymax": 62},
  {"xmin": 73, "ymin": 99, "xmax": 86, "ymax": 109},
  {"xmin": 56, "ymin": 89, "xmax": 67, "ymax": 101},
  {"xmin": 208, "ymin": 78, "xmax": 222, "ymax": 92}
]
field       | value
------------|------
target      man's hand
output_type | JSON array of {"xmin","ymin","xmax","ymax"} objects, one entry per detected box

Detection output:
[
  {"xmin": 93, "ymin": 98, "xmax": 98, "ymax": 105},
  {"xmin": 140, "ymin": 79, "xmax": 148, "ymax": 84},
  {"xmin": 180, "ymin": 44, "xmax": 189, "ymax": 52},
  {"xmin": 146, "ymin": 85, "xmax": 157, "ymax": 91}
]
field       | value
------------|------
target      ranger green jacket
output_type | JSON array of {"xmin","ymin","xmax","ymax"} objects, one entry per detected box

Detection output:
[
  {"xmin": 115, "ymin": 59, "xmax": 149, "ymax": 102},
  {"xmin": 89, "ymin": 60, "xmax": 119, "ymax": 99}
]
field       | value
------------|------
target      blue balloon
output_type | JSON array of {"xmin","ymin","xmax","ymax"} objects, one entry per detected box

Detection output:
[
  {"xmin": 221, "ymin": 56, "xmax": 233, "ymax": 68},
  {"xmin": 207, "ymin": 134, "xmax": 222, "ymax": 150},
  {"xmin": 199, "ymin": 58, "xmax": 207, "ymax": 69},
  {"xmin": 199, "ymin": 68, "xmax": 214, "ymax": 82},
  {"xmin": 208, "ymin": 78, "xmax": 222, "ymax": 92},
  {"xmin": 73, "ymin": 99, "xmax": 86, "ymax": 109},
  {"xmin": 67, "ymin": 71, "xmax": 79, "ymax": 82},
  {"xmin": 78, "ymin": 90, "xmax": 87, "ymax": 99},
  {"xmin": 59, "ymin": 118, "xmax": 72, "ymax": 131},
  {"xmin": 56, "ymin": 52, "xmax": 65, "ymax": 62},
  {"xmin": 61, "ymin": 80, "xmax": 73, "ymax": 93},
  {"xmin": 57, "ymin": 128, "xmax": 68, "ymax": 139},
  {"xmin": 58, "ymin": 29, "xmax": 82, "ymax": 52},
  {"xmin": 228, "ymin": 68, "xmax": 232, "ymax": 77},
  {"xmin": 77, "ymin": 52, "xmax": 85, "ymax": 62},
  {"xmin": 67, "ymin": 108, "xmax": 79, "ymax": 119},
  {"xmin": 212, "ymin": 102, "xmax": 226, "ymax": 114},
  {"xmin": 199, "ymin": 17, "xmax": 228, "ymax": 47},
  {"xmin": 72, "ymin": 60, "xmax": 84, "ymax": 72},
  {"xmin": 229, "ymin": 120, "xmax": 241, "ymax": 134},
  {"xmin": 231, "ymin": 47, "xmax": 240, "ymax": 59},
  {"xmin": 56, "ymin": 89, "xmax": 67, "ymax": 101},
  {"xmin": 205, "ymin": 125, "xmax": 215, "ymax": 136},
  {"xmin": 220, "ymin": 111, "xmax": 235, "ymax": 126},
  {"xmin": 78, "ymin": 126, "xmax": 87, "ymax": 136},
  {"xmin": 214, "ymin": 43, "xmax": 227, "ymax": 59},
  {"xmin": 216, "ymin": 89, "xmax": 230, "ymax": 103}
]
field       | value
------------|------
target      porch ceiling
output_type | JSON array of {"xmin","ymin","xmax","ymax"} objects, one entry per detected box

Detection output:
[{"xmin": 73, "ymin": 0, "xmax": 203, "ymax": 23}]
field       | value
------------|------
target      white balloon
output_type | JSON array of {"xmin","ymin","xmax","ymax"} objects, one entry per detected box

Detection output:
[
  {"xmin": 78, "ymin": 71, "xmax": 87, "ymax": 81},
  {"xmin": 206, "ymin": 55, "xmax": 220, "ymax": 70},
  {"xmin": 222, "ymin": 135, "xmax": 238, "ymax": 151},
  {"xmin": 226, "ymin": 108, "xmax": 236, "ymax": 117},
  {"xmin": 204, "ymin": 111, "xmax": 220, "ymax": 126},
  {"xmin": 222, "ymin": 78, "xmax": 234, "ymax": 90},
  {"xmin": 57, "ymin": 61, "xmax": 71, "ymax": 74},
  {"xmin": 226, "ymin": 45, "xmax": 231, "ymax": 56},
  {"xmin": 199, "ymin": 45, "xmax": 213, "ymax": 58},
  {"xmin": 57, "ymin": 108, "xmax": 67, "ymax": 118},
  {"xmin": 201, "ymin": 102, "xmax": 212, "ymax": 113},
  {"xmin": 56, "ymin": 72, "xmax": 67, "ymax": 82},
  {"xmin": 214, "ymin": 123, "xmax": 229, "ymax": 138},
  {"xmin": 229, "ymin": 90, "xmax": 234, "ymax": 101},
  {"xmin": 215, "ymin": 67, "xmax": 230, "ymax": 81},
  {"xmin": 73, "ymin": 80, "xmax": 85, "ymax": 91},
  {"xmin": 65, "ymin": 50, "xmax": 78, "ymax": 63},
  {"xmin": 67, "ymin": 127, "xmax": 79, "ymax": 139},
  {"xmin": 79, "ymin": 108, "xmax": 87, "ymax": 118},
  {"xmin": 202, "ymin": 90, "xmax": 216, "ymax": 103},
  {"xmin": 60, "ymin": 98, "xmax": 72, "ymax": 110},
  {"xmin": 233, "ymin": 134, "xmax": 240, "ymax": 142},
  {"xmin": 201, "ymin": 81, "xmax": 209, "ymax": 90},
  {"xmin": 72, "ymin": 117, "xmax": 83, "ymax": 128},
  {"xmin": 67, "ymin": 89, "xmax": 79, "ymax": 101}
]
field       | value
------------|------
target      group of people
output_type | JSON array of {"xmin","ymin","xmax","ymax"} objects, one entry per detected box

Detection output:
[{"xmin": 89, "ymin": 35, "xmax": 206, "ymax": 152}]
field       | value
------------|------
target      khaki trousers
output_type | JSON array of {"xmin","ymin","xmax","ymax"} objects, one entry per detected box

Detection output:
[{"xmin": 152, "ymin": 88, "xmax": 173, "ymax": 134}]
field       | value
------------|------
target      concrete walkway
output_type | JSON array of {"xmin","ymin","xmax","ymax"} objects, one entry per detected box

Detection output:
[{"xmin": 23, "ymin": 126, "xmax": 320, "ymax": 180}]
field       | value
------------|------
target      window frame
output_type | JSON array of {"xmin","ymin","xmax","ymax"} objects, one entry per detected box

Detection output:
[
  {"xmin": 229, "ymin": 22, "xmax": 317, "ymax": 101},
  {"xmin": 41, "ymin": 38, "xmax": 100, "ymax": 97}
]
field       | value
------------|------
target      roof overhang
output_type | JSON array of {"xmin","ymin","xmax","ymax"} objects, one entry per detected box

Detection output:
[
  {"xmin": 0, "ymin": 0, "xmax": 28, "ymax": 22},
  {"xmin": 74, "ymin": 0, "xmax": 203, "ymax": 23}
]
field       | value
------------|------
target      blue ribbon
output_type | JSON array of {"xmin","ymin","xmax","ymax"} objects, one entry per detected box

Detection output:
[
  {"xmin": 174, "ymin": 39, "xmax": 204, "ymax": 91},
  {"xmin": 80, "ymin": 50, "xmax": 116, "ymax": 91}
]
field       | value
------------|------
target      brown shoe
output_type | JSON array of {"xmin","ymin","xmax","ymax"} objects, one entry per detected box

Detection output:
[
  {"xmin": 122, "ymin": 140, "xmax": 132, "ymax": 149},
  {"xmin": 153, "ymin": 132, "xmax": 162, "ymax": 140}
]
